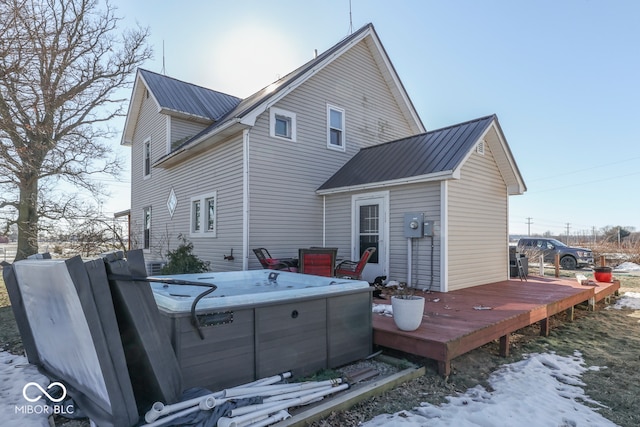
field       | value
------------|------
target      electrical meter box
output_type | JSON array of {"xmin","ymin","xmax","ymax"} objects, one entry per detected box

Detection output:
[{"xmin": 404, "ymin": 213, "xmax": 424, "ymax": 238}]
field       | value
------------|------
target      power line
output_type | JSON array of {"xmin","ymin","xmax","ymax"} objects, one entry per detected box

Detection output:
[{"xmin": 527, "ymin": 155, "xmax": 640, "ymax": 183}]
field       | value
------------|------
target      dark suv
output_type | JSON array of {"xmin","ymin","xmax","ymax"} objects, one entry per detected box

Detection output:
[{"xmin": 516, "ymin": 238, "xmax": 594, "ymax": 270}]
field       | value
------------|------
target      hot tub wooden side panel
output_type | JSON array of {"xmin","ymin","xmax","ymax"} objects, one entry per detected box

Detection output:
[
  {"xmin": 327, "ymin": 291, "xmax": 373, "ymax": 367},
  {"xmin": 156, "ymin": 287, "xmax": 373, "ymax": 390},
  {"xmin": 255, "ymin": 299, "xmax": 328, "ymax": 378},
  {"xmin": 160, "ymin": 308, "xmax": 256, "ymax": 391}
]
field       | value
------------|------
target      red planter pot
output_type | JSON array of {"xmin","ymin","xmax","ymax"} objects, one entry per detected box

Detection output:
[{"xmin": 593, "ymin": 266, "xmax": 612, "ymax": 282}]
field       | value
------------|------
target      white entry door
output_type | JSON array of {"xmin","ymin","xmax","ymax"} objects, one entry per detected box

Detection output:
[{"xmin": 352, "ymin": 192, "xmax": 388, "ymax": 282}]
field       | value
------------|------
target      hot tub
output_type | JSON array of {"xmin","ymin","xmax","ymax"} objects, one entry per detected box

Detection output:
[{"xmin": 150, "ymin": 270, "xmax": 373, "ymax": 391}]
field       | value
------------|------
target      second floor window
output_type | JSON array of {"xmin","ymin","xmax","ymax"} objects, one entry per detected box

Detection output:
[
  {"xmin": 143, "ymin": 138, "xmax": 151, "ymax": 177},
  {"xmin": 269, "ymin": 107, "xmax": 296, "ymax": 141},
  {"xmin": 327, "ymin": 104, "xmax": 345, "ymax": 150},
  {"xmin": 275, "ymin": 115, "xmax": 291, "ymax": 138}
]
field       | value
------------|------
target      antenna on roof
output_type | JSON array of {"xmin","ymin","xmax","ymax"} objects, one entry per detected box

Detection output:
[
  {"xmin": 161, "ymin": 40, "xmax": 166, "ymax": 75},
  {"xmin": 348, "ymin": 0, "xmax": 353, "ymax": 34}
]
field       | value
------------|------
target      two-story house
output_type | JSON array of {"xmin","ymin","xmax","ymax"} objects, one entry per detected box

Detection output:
[{"xmin": 121, "ymin": 23, "xmax": 526, "ymax": 292}]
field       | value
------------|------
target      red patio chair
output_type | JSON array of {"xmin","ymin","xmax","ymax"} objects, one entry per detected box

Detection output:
[
  {"xmin": 252, "ymin": 248, "xmax": 296, "ymax": 271},
  {"xmin": 334, "ymin": 247, "xmax": 376, "ymax": 280},
  {"xmin": 298, "ymin": 248, "xmax": 336, "ymax": 277}
]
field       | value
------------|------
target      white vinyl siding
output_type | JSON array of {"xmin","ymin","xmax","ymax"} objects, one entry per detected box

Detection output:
[
  {"xmin": 170, "ymin": 117, "xmax": 208, "ymax": 151},
  {"xmin": 130, "ymin": 90, "xmax": 165, "ymax": 253},
  {"xmin": 129, "ymin": 36, "xmax": 420, "ymax": 269},
  {"xmin": 245, "ymin": 39, "xmax": 418, "ymax": 268},
  {"xmin": 387, "ymin": 183, "xmax": 441, "ymax": 290},
  {"xmin": 130, "ymin": 87, "xmax": 243, "ymax": 266},
  {"xmin": 323, "ymin": 183, "xmax": 441, "ymax": 289},
  {"xmin": 447, "ymin": 143, "xmax": 508, "ymax": 291}
]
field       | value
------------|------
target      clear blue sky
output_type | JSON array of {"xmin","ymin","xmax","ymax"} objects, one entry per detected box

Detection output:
[{"xmin": 107, "ymin": 0, "xmax": 640, "ymax": 237}]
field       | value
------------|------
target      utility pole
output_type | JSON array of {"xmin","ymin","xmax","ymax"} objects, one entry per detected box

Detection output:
[
  {"xmin": 565, "ymin": 223, "xmax": 571, "ymax": 244},
  {"xmin": 526, "ymin": 217, "xmax": 533, "ymax": 236}
]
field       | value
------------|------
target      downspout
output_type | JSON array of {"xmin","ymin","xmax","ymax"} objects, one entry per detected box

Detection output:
[
  {"xmin": 407, "ymin": 238, "xmax": 412, "ymax": 287},
  {"xmin": 322, "ymin": 195, "xmax": 326, "ymax": 247},
  {"xmin": 242, "ymin": 129, "xmax": 250, "ymax": 270},
  {"xmin": 440, "ymin": 180, "xmax": 448, "ymax": 292}
]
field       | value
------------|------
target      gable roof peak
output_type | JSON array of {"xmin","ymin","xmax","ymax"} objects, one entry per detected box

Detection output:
[{"xmin": 137, "ymin": 68, "xmax": 242, "ymax": 122}]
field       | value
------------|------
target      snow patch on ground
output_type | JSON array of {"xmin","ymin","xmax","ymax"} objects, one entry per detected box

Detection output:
[
  {"xmin": 362, "ymin": 352, "xmax": 616, "ymax": 427},
  {"xmin": 0, "ymin": 351, "xmax": 50, "ymax": 426}
]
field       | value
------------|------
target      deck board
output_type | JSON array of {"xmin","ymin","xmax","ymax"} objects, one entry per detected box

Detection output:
[{"xmin": 373, "ymin": 276, "xmax": 620, "ymax": 376}]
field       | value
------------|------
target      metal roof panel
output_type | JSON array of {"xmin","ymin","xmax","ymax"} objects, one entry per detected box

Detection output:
[
  {"xmin": 318, "ymin": 115, "xmax": 496, "ymax": 191},
  {"xmin": 139, "ymin": 69, "xmax": 241, "ymax": 121}
]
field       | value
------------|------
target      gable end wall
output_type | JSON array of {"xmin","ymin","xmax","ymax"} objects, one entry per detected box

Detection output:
[
  {"xmin": 245, "ymin": 38, "xmax": 418, "ymax": 267},
  {"xmin": 447, "ymin": 144, "xmax": 508, "ymax": 290}
]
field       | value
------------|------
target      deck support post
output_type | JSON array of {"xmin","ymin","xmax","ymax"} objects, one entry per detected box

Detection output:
[
  {"xmin": 438, "ymin": 360, "xmax": 451, "ymax": 377},
  {"xmin": 499, "ymin": 334, "xmax": 510, "ymax": 357},
  {"xmin": 539, "ymin": 317, "xmax": 550, "ymax": 336},
  {"xmin": 588, "ymin": 297, "xmax": 596, "ymax": 311},
  {"xmin": 565, "ymin": 306, "xmax": 574, "ymax": 321}
]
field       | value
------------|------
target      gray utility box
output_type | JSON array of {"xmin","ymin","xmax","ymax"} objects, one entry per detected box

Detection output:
[{"xmin": 509, "ymin": 246, "xmax": 529, "ymax": 277}]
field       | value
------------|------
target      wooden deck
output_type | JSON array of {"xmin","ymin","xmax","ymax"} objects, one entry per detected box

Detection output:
[{"xmin": 372, "ymin": 276, "xmax": 620, "ymax": 376}]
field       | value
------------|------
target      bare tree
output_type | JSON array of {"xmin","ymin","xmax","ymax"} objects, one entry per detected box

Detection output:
[{"xmin": 0, "ymin": 0, "xmax": 151, "ymax": 260}]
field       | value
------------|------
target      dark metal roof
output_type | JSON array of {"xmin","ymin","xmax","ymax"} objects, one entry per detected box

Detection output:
[
  {"xmin": 318, "ymin": 115, "xmax": 496, "ymax": 191},
  {"xmin": 139, "ymin": 69, "xmax": 241, "ymax": 121}
]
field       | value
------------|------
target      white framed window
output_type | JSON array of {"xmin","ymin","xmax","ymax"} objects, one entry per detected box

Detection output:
[
  {"xmin": 205, "ymin": 195, "xmax": 216, "ymax": 232},
  {"xmin": 269, "ymin": 107, "xmax": 296, "ymax": 141},
  {"xmin": 143, "ymin": 206, "xmax": 151, "ymax": 250},
  {"xmin": 190, "ymin": 191, "xmax": 217, "ymax": 237},
  {"xmin": 327, "ymin": 104, "xmax": 345, "ymax": 151},
  {"xmin": 192, "ymin": 200, "xmax": 201, "ymax": 232},
  {"xmin": 143, "ymin": 137, "xmax": 151, "ymax": 178}
]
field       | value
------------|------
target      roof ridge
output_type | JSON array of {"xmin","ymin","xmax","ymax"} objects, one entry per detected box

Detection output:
[
  {"xmin": 427, "ymin": 114, "xmax": 496, "ymax": 134},
  {"xmin": 360, "ymin": 114, "xmax": 496, "ymax": 151}
]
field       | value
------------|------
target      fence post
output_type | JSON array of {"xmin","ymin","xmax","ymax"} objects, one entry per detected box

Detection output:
[{"xmin": 539, "ymin": 255, "xmax": 544, "ymax": 276}]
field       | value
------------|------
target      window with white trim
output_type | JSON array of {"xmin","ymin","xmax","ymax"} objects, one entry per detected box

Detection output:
[
  {"xmin": 143, "ymin": 138, "xmax": 151, "ymax": 178},
  {"xmin": 190, "ymin": 191, "xmax": 217, "ymax": 237},
  {"xmin": 192, "ymin": 200, "xmax": 201, "ymax": 232},
  {"xmin": 143, "ymin": 206, "xmax": 151, "ymax": 250},
  {"xmin": 269, "ymin": 107, "xmax": 296, "ymax": 141},
  {"xmin": 327, "ymin": 104, "xmax": 345, "ymax": 151}
]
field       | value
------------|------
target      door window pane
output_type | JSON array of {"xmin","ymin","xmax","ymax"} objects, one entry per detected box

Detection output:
[{"xmin": 359, "ymin": 204, "xmax": 379, "ymax": 263}]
